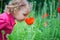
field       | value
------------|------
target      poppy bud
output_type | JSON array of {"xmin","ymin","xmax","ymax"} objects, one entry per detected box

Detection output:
[{"xmin": 57, "ymin": 7, "xmax": 60, "ymax": 13}]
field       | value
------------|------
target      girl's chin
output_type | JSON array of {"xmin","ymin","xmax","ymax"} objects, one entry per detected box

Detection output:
[{"xmin": 15, "ymin": 18, "xmax": 25, "ymax": 22}]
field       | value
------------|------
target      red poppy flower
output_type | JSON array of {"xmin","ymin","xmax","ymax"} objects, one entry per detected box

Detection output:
[
  {"xmin": 57, "ymin": 7, "xmax": 60, "ymax": 13},
  {"xmin": 42, "ymin": 13, "xmax": 48, "ymax": 18},
  {"xmin": 25, "ymin": 17, "xmax": 34, "ymax": 25}
]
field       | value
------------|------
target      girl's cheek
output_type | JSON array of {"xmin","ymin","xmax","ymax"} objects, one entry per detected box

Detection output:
[
  {"xmin": 15, "ymin": 15, "xmax": 26, "ymax": 21},
  {"xmin": 15, "ymin": 11, "xmax": 26, "ymax": 21}
]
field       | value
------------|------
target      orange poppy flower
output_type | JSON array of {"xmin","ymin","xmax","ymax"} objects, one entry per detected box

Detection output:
[
  {"xmin": 42, "ymin": 13, "xmax": 48, "ymax": 18},
  {"xmin": 25, "ymin": 17, "xmax": 34, "ymax": 25}
]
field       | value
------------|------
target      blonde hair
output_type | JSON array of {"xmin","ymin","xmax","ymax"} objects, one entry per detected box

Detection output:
[{"xmin": 4, "ymin": 0, "xmax": 31, "ymax": 14}]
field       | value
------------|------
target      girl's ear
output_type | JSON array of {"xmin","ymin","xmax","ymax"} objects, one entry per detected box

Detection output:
[{"xmin": 6, "ymin": 5, "xmax": 15, "ymax": 14}]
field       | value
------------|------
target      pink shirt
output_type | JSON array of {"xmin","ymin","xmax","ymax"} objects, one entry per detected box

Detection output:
[{"xmin": 0, "ymin": 12, "xmax": 15, "ymax": 34}]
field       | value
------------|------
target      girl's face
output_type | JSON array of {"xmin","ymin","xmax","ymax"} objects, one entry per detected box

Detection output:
[{"xmin": 12, "ymin": 3, "xmax": 30, "ymax": 21}]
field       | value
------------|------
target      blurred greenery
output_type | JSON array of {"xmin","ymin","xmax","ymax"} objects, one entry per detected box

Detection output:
[
  {"xmin": 8, "ymin": 18, "xmax": 60, "ymax": 40},
  {"xmin": 7, "ymin": 0, "xmax": 60, "ymax": 40},
  {"xmin": 0, "ymin": 0, "xmax": 10, "ymax": 13}
]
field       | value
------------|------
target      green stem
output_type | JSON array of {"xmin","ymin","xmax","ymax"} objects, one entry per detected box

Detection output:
[{"xmin": 1, "ymin": 30, "xmax": 5, "ymax": 40}]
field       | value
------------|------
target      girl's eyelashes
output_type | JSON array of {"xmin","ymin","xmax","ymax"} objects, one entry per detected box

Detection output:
[{"xmin": 21, "ymin": 4, "xmax": 25, "ymax": 6}]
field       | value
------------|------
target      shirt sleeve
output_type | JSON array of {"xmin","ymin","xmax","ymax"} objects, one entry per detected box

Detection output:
[
  {"xmin": 0, "ymin": 18, "xmax": 8, "ymax": 30},
  {"xmin": 0, "ymin": 13, "xmax": 15, "ymax": 34}
]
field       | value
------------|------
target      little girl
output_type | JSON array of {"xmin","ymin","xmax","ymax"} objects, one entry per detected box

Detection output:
[{"xmin": 0, "ymin": 0, "xmax": 31, "ymax": 40}]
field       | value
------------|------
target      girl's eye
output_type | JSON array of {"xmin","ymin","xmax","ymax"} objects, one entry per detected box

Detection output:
[
  {"xmin": 21, "ymin": 5, "xmax": 25, "ymax": 6},
  {"xmin": 20, "ymin": 4, "xmax": 26, "ymax": 7}
]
